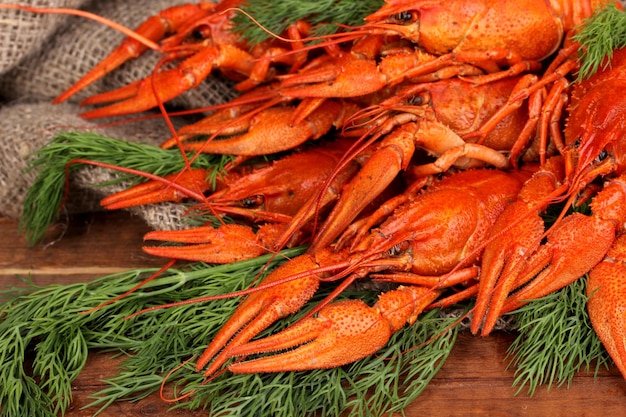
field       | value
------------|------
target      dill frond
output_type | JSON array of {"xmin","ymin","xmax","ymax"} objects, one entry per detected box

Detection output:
[
  {"xmin": 233, "ymin": 0, "xmax": 383, "ymax": 45},
  {"xmin": 506, "ymin": 277, "xmax": 611, "ymax": 396},
  {"xmin": 0, "ymin": 248, "xmax": 303, "ymax": 417},
  {"xmin": 574, "ymin": 3, "xmax": 626, "ymax": 81},
  {"xmin": 20, "ymin": 131, "xmax": 232, "ymax": 245}
]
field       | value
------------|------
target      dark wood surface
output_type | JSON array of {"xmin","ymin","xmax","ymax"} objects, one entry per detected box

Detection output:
[{"xmin": 2, "ymin": 211, "xmax": 626, "ymax": 417}]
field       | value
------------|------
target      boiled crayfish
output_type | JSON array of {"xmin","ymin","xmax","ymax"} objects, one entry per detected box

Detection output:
[
  {"xmin": 9, "ymin": 0, "xmax": 611, "ymax": 119},
  {"xmin": 194, "ymin": 167, "xmax": 531, "ymax": 375}
]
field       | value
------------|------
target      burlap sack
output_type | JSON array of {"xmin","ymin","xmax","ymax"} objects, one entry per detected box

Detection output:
[
  {"xmin": 0, "ymin": 101, "xmax": 188, "ymax": 226},
  {"xmin": 0, "ymin": 0, "xmax": 234, "ymax": 230}
]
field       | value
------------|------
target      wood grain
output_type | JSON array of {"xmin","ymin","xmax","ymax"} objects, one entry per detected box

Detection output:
[{"xmin": 2, "ymin": 212, "xmax": 626, "ymax": 416}]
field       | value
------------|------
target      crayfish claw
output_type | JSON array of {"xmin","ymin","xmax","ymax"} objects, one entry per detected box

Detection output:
[
  {"xmin": 227, "ymin": 300, "xmax": 391, "ymax": 373},
  {"xmin": 196, "ymin": 254, "xmax": 322, "ymax": 376},
  {"xmin": 587, "ymin": 234, "xmax": 626, "ymax": 379},
  {"xmin": 227, "ymin": 286, "xmax": 440, "ymax": 373},
  {"xmin": 80, "ymin": 44, "xmax": 256, "ymax": 119},
  {"xmin": 53, "ymin": 3, "xmax": 216, "ymax": 104},
  {"xmin": 142, "ymin": 223, "xmax": 273, "ymax": 264}
]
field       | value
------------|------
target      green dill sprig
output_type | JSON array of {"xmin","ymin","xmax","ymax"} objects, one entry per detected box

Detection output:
[
  {"xmin": 233, "ymin": 0, "xmax": 383, "ymax": 45},
  {"xmin": 0, "ymin": 248, "xmax": 303, "ymax": 417},
  {"xmin": 88, "ymin": 304, "xmax": 457, "ymax": 417},
  {"xmin": 20, "ymin": 131, "xmax": 232, "ymax": 245},
  {"xmin": 574, "ymin": 3, "xmax": 626, "ymax": 81},
  {"xmin": 506, "ymin": 276, "xmax": 610, "ymax": 396},
  {"xmin": 1, "ymin": 247, "xmax": 458, "ymax": 417}
]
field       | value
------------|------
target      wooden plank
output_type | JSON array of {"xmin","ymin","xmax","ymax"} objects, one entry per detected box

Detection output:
[
  {"xmin": 418, "ymin": 334, "xmax": 626, "ymax": 416},
  {"xmin": 66, "ymin": 353, "xmax": 205, "ymax": 417},
  {"xmin": 1, "ymin": 212, "xmax": 163, "ymax": 286},
  {"xmin": 2, "ymin": 213, "xmax": 626, "ymax": 416}
]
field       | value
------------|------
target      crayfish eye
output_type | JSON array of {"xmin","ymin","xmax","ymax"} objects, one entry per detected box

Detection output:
[
  {"xmin": 596, "ymin": 149, "xmax": 609, "ymax": 162},
  {"xmin": 191, "ymin": 24, "xmax": 211, "ymax": 41},
  {"xmin": 240, "ymin": 195, "xmax": 264, "ymax": 208},
  {"xmin": 393, "ymin": 11, "xmax": 417, "ymax": 24},
  {"xmin": 408, "ymin": 91, "xmax": 430, "ymax": 106}
]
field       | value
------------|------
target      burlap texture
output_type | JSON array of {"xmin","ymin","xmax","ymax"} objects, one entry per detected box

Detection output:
[
  {"xmin": 0, "ymin": 101, "xmax": 188, "ymax": 227},
  {"xmin": 0, "ymin": 0, "xmax": 88, "ymax": 76},
  {"xmin": 0, "ymin": 0, "xmax": 233, "ymax": 230}
]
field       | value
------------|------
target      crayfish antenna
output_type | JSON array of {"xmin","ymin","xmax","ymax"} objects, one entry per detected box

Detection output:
[
  {"xmin": 61, "ymin": 159, "xmax": 211, "ymax": 217},
  {"xmin": 80, "ymin": 259, "xmax": 176, "ymax": 315},
  {"xmin": 100, "ymin": 168, "xmax": 212, "ymax": 210}
]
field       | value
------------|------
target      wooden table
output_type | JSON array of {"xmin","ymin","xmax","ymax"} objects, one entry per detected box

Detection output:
[{"xmin": 2, "ymin": 211, "xmax": 626, "ymax": 416}]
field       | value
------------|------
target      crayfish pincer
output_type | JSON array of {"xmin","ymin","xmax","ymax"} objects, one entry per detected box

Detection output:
[
  {"xmin": 587, "ymin": 233, "xmax": 626, "ymax": 379},
  {"xmin": 471, "ymin": 157, "xmax": 626, "ymax": 336},
  {"xmin": 227, "ymin": 286, "xmax": 441, "ymax": 373}
]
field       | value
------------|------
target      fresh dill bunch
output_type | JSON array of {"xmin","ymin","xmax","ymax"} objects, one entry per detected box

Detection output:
[
  {"xmin": 0, "ymin": 248, "xmax": 303, "ymax": 417},
  {"xmin": 1, "ymin": 249, "xmax": 458, "ymax": 417},
  {"xmin": 20, "ymin": 131, "xmax": 232, "ymax": 245},
  {"xmin": 88, "ymin": 302, "xmax": 457, "ymax": 417},
  {"xmin": 574, "ymin": 3, "xmax": 626, "ymax": 81},
  {"xmin": 232, "ymin": 0, "xmax": 383, "ymax": 45},
  {"xmin": 506, "ymin": 276, "xmax": 611, "ymax": 396}
]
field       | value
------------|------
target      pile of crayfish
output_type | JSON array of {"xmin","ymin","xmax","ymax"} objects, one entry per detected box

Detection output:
[{"xmin": 8, "ymin": 0, "xmax": 626, "ymax": 385}]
